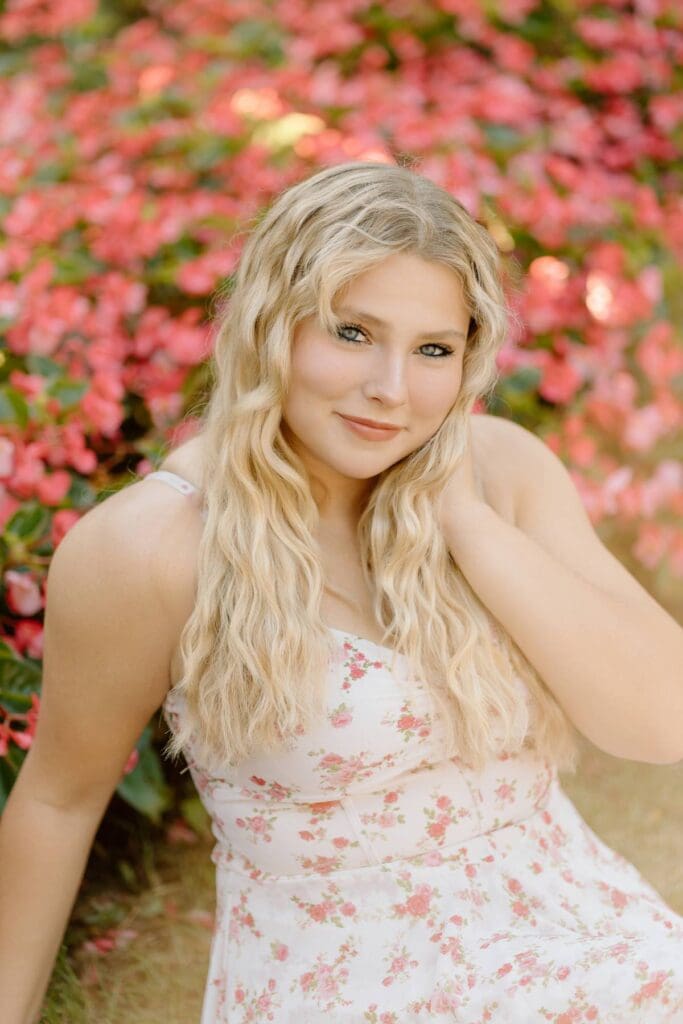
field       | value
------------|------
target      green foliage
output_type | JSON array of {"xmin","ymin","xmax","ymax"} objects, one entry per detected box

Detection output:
[
  {"xmin": 40, "ymin": 945, "xmax": 88, "ymax": 1024},
  {"xmin": 115, "ymin": 727, "xmax": 173, "ymax": 826}
]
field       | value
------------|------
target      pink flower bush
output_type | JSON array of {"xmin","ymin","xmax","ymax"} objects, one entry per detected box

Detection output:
[{"xmin": 0, "ymin": 0, "xmax": 681, "ymax": 806}]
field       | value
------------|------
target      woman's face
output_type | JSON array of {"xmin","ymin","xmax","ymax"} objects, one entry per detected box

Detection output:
[{"xmin": 281, "ymin": 251, "xmax": 471, "ymax": 493}]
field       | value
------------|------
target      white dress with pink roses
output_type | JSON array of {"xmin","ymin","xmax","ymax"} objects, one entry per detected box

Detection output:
[{"xmin": 148, "ymin": 470, "xmax": 683, "ymax": 1024}]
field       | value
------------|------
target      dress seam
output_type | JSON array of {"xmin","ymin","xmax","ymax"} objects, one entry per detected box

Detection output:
[{"xmin": 339, "ymin": 795, "xmax": 384, "ymax": 867}]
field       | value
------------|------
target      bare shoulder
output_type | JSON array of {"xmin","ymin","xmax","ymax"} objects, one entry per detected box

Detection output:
[
  {"xmin": 471, "ymin": 411, "xmax": 535, "ymax": 449},
  {"xmin": 157, "ymin": 432, "xmax": 207, "ymax": 490},
  {"xmin": 472, "ymin": 413, "xmax": 564, "ymax": 478},
  {"xmin": 23, "ymin": 477, "xmax": 203, "ymax": 811},
  {"xmin": 69, "ymin": 451, "xmax": 205, "ymax": 664},
  {"xmin": 470, "ymin": 413, "xmax": 536, "ymax": 526}
]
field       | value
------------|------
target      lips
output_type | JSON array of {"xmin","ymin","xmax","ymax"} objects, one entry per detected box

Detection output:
[{"xmin": 339, "ymin": 414, "xmax": 403, "ymax": 429}]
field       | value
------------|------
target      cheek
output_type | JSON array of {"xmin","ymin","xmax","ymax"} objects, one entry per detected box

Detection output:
[
  {"xmin": 290, "ymin": 339, "xmax": 354, "ymax": 400},
  {"xmin": 412, "ymin": 365, "xmax": 463, "ymax": 418}
]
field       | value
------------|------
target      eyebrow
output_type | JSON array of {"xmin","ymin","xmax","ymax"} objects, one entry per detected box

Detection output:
[{"xmin": 336, "ymin": 306, "xmax": 467, "ymax": 341}]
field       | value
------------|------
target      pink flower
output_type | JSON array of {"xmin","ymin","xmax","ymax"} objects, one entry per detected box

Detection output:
[
  {"xmin": 165, "ymin": 819, "xmax": 198, "ymax": 846},
  {"xmin": 406, "ymin": 892, "xmax": 430, "ymax": 917},
  {"xmin": 320, "ymin": 753, "xmax": 344, "ymax": 767},
  {"xmin": 610, "ymin": 888, "xmax": 628, "ymax": 909},
  {"xmin": 122, "ymin": 749, "xmax": 139, "ymax": 775},
  {"xmin": 13, "ymin": 619, "xmax": 44, "ymax": 659},
  {"xmin": 539, "ymin": 355, "xmax": 583, "ymax": 404},
  {"xmin": 0, "ymin": 438, "xmax": 16, "ymax": 479},
  {"xmin": 633, "ymin": 522, "xmax": 673, "ymax": 571},
  {"xmin": 309, "ymin": 904, "xmax": 328, "ymax": 922},
  {"xmin": 4, "ymin": 570, "xmax": 43, "ymax": 616},
  {"xmin": 51, "ymin": 508, "xmax": 81, "ymax": 547},
  {"xmin": 299, "ymin": 971, "xmax": 315, "ymax": 992},
  {"xmin": 422, "ymin": 851, "xmax": 443, "ymax": 867},
  {"xmin": 397, "ymin": 714, "xmax": 419, "ymax": 730},
  {"xmin": 176, "ymin": 248, "xmax": 240, "ymax": 298},
  {"xmin": 36, "ymin": 469, "xmax": 71, "ymax": 506}
]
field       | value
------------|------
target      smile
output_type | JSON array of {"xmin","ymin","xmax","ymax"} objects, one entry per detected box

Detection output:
[{"xmin": 337, "ymin": 413, "xmax": 403, "ymax": 440}]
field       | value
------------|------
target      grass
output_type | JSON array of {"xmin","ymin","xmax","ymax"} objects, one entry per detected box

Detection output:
[{"xmin": 41, "ymin": 737, "xmax": 683, "ymax": 1024}]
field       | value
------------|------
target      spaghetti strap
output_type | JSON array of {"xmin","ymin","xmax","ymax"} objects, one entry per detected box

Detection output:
[
  {"xmin": 144, "ymin": 469, "xmax": 198, "ymax": 495},
  {"xmin": 144, "ymin": 469, "xmax": 208, "ymax": 521}
]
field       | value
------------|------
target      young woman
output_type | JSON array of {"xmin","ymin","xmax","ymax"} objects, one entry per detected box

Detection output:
[{"xmin": 1, "ymin": 161, "xmax": 682, "ymax": 1023}]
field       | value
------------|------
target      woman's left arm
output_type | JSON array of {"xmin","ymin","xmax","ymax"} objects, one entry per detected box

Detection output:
[{"xmin": 440, "ymin": 418, "xmax": 683, "ymax": 765}]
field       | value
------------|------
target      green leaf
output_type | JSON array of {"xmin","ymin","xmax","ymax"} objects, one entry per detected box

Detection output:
[
  {"xmin": 0, "ymin": 387, "xmax": 29, "ymax": 428},
  {"xmin": 115, "ymin": 726, "xmax": 172, "ymax": 824},
  {"xmin": 0, "ymin": 690, "xmax": 35, "ymax": 711},
  {"xmin": 5, "ymin": 503, "xmax": 50, "ymax": 543},
  {"xmin": 24, "ymin": 355, "xmax": 64, "ymax": 380},
  {"xmin": 46, "ymin": 377, "xmax": 89, "ymax": 409},
  {"xmin": 0, "ymin": 759, "xmax": 15, "ymax": 813},
  {"xmin": 180, "ymin": 794, "xmax": 212, "ymax": 838},
  {"xmin": 0, "ymin": 653, "xmax": 42, "ymax": 695},
  {"xmin": 52, "ymin": 250, "xmax": 104, "ymax": 285}
]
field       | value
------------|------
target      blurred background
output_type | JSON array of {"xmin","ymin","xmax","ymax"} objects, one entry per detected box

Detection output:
[{"xmin": 0, "ymin": 0, "xmax": 681, "ymax": 1020}]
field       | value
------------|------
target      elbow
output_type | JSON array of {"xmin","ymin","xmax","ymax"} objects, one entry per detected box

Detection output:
[
  {"xmin": 643, "ymin": 720, "xmax": 679, "ymax": 770},
  {"xmin": 644, "ymin": 672, "xmax": 683, "ymax": 766},
  {"xmin": 656, "ymin": 682, "xmax": 683, "ymax": 765},
  {"xmin": 649, "ymin": 737, "xmax": 683, "ymax": 767}
]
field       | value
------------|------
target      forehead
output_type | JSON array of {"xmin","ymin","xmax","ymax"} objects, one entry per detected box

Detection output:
[{"xmin": 331, "ymin": 255, "xmax": 469, "ymax": 333}]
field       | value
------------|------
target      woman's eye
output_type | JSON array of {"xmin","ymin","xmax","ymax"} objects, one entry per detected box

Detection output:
[
  {"xmin": 419, "ymin": 343, "xmax": 454, "ymax": 359},
  {"xmin": 335, "ymin": 322, "xmax": 366, "ymax": 344},
  {"xmin": 335, "ymin": 323, "xmax": 453, "ymax": 359}
]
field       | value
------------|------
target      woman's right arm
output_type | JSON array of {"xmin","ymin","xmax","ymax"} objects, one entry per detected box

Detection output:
[{"xmin": 0, "ymin": 489, "xmax": 182, "ymax": 1024}]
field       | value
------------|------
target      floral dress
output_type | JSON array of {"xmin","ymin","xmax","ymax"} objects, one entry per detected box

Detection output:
[{"xmin": 149, "ymin": 471, "xmax": 683, "ymax": 1023}]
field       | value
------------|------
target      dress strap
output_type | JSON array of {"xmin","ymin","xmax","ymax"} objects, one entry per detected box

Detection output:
[
  {"xmin": 145, "ymin": 469, "xmax": 198, "ymax": 495},
  {"xmin": 144, "ymin": 469, "xmax": 208, "ymax": 522}
]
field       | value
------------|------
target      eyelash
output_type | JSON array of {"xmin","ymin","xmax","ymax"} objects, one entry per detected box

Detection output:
[{"xmin": 334, "ymin": 322, "xmax": 455, "ymax": 359}]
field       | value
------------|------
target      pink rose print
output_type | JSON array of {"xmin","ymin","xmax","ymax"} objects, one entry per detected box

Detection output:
[{"xmin": 163, "ymin": 611, "xmax": 683, "ymax": 1022}]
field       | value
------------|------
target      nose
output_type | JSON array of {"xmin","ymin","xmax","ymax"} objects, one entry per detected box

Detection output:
[{"xmin": 361, "ymin": 352, "xmax": 410, "ymax": 406}]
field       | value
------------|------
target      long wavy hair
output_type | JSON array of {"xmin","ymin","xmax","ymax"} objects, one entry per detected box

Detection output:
[{"xmin": 164, "ymin": 160, "xmax": 580, "ymax": 776}]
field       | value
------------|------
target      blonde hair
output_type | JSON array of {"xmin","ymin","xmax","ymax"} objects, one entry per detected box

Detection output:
[{"xmin": 164, "ymin": 160, "xmax": 580, "ymax": 775}]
